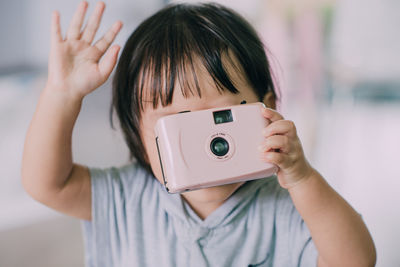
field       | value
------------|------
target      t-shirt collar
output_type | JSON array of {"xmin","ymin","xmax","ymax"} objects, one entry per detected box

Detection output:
[{"xmin": 157, "ymin": 176, "xmax": 275, "ymax": 229}]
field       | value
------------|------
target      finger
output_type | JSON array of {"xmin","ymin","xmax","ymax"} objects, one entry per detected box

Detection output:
[
  {"xmin": 51, "ymin": 10, "xmax": 63, "ymax": 44},
  {"xmin": 66, "ymin": 1, "xmax": 88, "ymax": 40},
  {"xmin": 261, "ymin": 106, "xmax": 284, "ymax": 122},
  {"xmin": 262, "ymin": 120, "xmax": 297, "ymax": 138},
  {"xmin": 94, "ymin": 20, "xmax": 122, "ymax": 54},
  {"xmin": 98, "ymin": 44, "xmax": 121, "ymax": 80},
  {"xmin": 260, "ymin": 151, "xmax": 290, "ymax": 168},
  {"xmin": 258, "ymin": 135, "xmax": 290, "ymax": 154},
  {"xmin": 81, "ymin": 1, "xmax": 106, "ymax": 43}
]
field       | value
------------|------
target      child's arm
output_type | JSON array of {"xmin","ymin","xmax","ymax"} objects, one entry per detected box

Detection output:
[
  {"xmin": 258, "ymin": 107, "xmax": 376, "ymax": 267},
  {"xmin": 21, "ymin": 1, "xmax": 122, "ymax": 221}
]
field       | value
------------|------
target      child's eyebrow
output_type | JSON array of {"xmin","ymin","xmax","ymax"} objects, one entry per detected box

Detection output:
[
  {"xmin": 152, "ymin": 98, "xmax": 237, "ymax": 116},
  {"xmin": 161, "ymin": 110, "xmax": 189, "ymax": 115},
  {"xmin": 152, "ymin": 109, "xmax": 176, "ymax": 116},
  {"xmin": 152, "ymin": 108, "xmax": 190, "ymax": 117}
]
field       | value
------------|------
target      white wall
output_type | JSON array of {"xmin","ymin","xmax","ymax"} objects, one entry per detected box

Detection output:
[
  {"xmin": 330, "ymin": 0, "xmax": 400, "ymax": 81},
  {"xmin": 0, "ymin": 0, "xmax": 27, "ymax": 70},
  {"xmin": 2, "ymin": 0, "xmax": 163, "ymax": 69}
]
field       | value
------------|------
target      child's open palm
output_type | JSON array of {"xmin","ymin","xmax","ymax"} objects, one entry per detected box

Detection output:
[{"xmin": 47, "ymin": 1, "xmax": 122, "ymax": 98}]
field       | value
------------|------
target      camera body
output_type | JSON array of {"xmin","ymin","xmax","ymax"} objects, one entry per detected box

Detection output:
[{"xmin": 154, "ymin": 102, "xmax": 278, "ymax": 193}]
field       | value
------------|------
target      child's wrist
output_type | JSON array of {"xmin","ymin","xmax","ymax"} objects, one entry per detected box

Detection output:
[
  {"xmin": 281, "ymin": 176, "xmax": 310, "ymax": 189},
  {"xmin": 286, "ymin": 168, "xmax": 321, "ymax": 192},
  {"xmin": 39, "ymin": 85, "xmax": 84, "ymax": 119},
  {"xmin": 283, "ymin": 167, "xmax": 316, "ymax": 190},
  {"xmin": 43, "ymin": 82, "xmax": 85, "ymax": 104}
]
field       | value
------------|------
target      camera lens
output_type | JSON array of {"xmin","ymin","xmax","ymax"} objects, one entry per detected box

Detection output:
[{"xmin": 210, "ymin": 137, "xmax": 229, "ymax": 157}]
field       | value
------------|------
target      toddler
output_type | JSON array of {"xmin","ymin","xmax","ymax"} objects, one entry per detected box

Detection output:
[{"xmin": 22, "ymin": 1, "xmax": 376, "ymax": 266}]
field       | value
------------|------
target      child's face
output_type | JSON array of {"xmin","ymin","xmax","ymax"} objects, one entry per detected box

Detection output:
[{"xmin": 139, "ymin": 56, "xmax": 273, "ymax": 203}]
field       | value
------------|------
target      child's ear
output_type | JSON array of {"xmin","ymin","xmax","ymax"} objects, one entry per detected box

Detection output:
[{"xmin": 262, "ymin": 91, "xmax": 276, "ymax": 110}]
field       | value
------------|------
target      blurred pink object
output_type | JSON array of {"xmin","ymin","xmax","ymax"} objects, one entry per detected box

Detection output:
[
  {"xmin": 154, "ymin": 102, "xmax": 278, "ymax": 193},
  {"xmin": 258, "ymin": 2, "xmax": 323, "ymax": 111}
]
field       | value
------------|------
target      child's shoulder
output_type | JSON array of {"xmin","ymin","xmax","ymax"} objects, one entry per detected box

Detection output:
[
  {"xmin": 89, "ymin": 160, "xmax": 150, "ymax": 182},
  {"xmin": 88, "ymin": 160, "xmax": 158, "ymax": 202}
]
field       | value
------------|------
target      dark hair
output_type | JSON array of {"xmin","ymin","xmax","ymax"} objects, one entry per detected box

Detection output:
[{"xmin": 110, "ymin": 2, "xmax": 279, "ymax": 176}]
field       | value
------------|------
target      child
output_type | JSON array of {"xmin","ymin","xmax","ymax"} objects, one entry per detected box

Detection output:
[{"xmin": 22, "ymin": 1, "xmax": 376, "ymax": 266}]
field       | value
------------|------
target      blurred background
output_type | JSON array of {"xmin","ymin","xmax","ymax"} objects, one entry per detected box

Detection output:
[{"xmin": 0, "ymin": 0, "xmax": 399, "ymax": 266}]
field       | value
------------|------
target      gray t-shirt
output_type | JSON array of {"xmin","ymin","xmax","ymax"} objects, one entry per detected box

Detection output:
[{"xmin": 81, "ymin": 161, "xmax": 318, "ymax": 267}]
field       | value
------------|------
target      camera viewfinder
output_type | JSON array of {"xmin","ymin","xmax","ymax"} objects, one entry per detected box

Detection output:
[{"xmin": 213, "ymin": 110, "xmax": 233, "ymax": 124}]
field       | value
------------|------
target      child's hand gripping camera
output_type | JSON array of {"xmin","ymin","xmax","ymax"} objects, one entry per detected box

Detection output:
[{"xmin": 154, "ymin": 102, "xmax": 278, "ymax": 193}]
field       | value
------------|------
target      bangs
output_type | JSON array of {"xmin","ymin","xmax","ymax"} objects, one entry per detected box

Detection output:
[{"xmin": 135, "ymin": 14, "xmax": 241, "ymax": 113}]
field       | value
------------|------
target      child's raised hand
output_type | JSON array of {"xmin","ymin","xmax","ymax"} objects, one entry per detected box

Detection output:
[
  {"xmin": 258, "ymin": 107, "xmax": 314, "ymax": 189},
  {"xmin": 47, "ymin": 1, "xmax": 122, "ymax": 99}
]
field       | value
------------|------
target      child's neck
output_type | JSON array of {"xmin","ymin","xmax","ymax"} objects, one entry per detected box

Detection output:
[
  {"xmin": 180, "ymin": 182, "xmax": 245, "ymax": 220},
  {"xmin": 181, "ymin": 195, "xmax": 224, "ymax": 220}
]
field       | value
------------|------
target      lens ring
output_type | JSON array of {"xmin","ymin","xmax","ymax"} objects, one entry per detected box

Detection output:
[{"xmin": 210, "ymin": 137, "xmax": 229, "ymax": 156}]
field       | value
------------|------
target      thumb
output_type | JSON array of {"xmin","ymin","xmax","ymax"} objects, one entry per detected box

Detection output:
[{"xmin": 98, "ymin": 44, "xmax": 120, "ymax": 81}]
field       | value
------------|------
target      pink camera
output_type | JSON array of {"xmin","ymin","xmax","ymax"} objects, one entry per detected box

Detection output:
[{"xmin": 154, "ymin": 102, "xmax": 278, "ymax": 193}]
